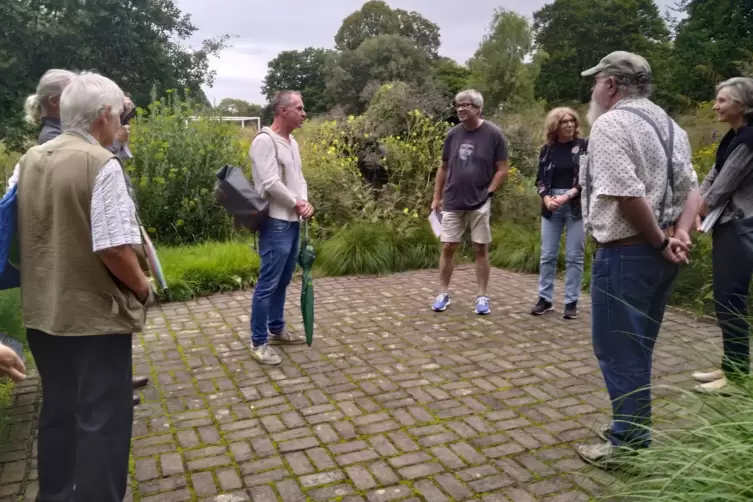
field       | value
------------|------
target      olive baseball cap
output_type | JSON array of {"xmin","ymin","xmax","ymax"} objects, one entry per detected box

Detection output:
[{"xmin": 581, "ymin": 51, "xmax": 652, "ymax": 84}]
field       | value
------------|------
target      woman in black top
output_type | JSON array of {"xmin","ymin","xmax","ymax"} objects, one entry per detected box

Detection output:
[
  {"xmin": 691, "ymin": 77, "xmax": 753, "ymax": 393},
  {"xmin": 531, "ymin": 107, "xmax": 588, "ymax": 319}
]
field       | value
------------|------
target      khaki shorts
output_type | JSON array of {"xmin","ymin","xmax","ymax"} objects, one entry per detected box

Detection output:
[{"xmin": 440, "ymin": 200, "xmax": 492, "ymax": 244}]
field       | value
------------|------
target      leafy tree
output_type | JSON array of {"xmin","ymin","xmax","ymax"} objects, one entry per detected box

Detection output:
[
  {"xmin": 432, "ymin": 58, "xmax": 470, "ymax": 100},
  {"xmin": 672, "ymin": 0, "xmax": 753, "ymax": 102},
  {"xmin": 216, "ymin": 98, "xmax": 263, "ymax": 117},
  {"xmin": 325, "ymin": 35, "xmax": 433, "ymax": 114},
  {"xmin": 261, "ymin": 47, "xmax": 333, "ymax": 115},
  {"xmin": 334, "ymin": 0, "xmax": 441, "ymax": 59},
  {"xmin": 467, "ymin": 9, "xmax": 537, "ymax": 112},
  {"xmin": 533, "ymin": 0, "xmax": 669, "ymax": 104},
  {"xmin": 0, "ymin": 0, "xmax": 227, "ymax": 144}
]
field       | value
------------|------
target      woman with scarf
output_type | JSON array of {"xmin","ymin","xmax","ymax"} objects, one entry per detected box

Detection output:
[{"xmin": 692, "ymin": 77, "xmax": 753, "ymax": 393}]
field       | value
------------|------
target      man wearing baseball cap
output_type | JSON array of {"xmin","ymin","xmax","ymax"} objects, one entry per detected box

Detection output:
[{"xmin": 576, "ymin": 51, "xmax": 701, "ymax": 467}]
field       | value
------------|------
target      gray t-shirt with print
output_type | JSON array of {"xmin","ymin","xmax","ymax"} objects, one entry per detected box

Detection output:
[{"xmin": 441, "ymin": 120, "xmax": 508, "ymax": 211}]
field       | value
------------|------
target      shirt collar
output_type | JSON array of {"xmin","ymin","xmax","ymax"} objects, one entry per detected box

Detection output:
[
  {"xmin": 66, "ymin": 129, "xmax": 100, "ymax": 146},
  {"xmin": 41, "ymin": 116, "xmax": 61, "ymax": 129},
  {"xmin": 613, "ymin": 96, "xmax": 646, "ymax": 109}
]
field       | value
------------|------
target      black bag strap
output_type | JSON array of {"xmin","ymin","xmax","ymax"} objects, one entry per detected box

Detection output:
[{"xmin": 619, "ymin": 107, "xmax": 675, "ymax": 226}]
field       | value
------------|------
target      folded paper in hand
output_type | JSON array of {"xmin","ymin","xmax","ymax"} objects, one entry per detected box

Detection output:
[
  {"xmin": 700, "ymin": 202, "xmax": 728, "ymax": 233},
  {"xmin": 429, "ymin": 210, "xmax": 442, "ymax": 238}
]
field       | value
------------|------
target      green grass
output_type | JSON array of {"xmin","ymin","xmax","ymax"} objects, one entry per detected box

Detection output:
[
  {"xmin": 603, "ymin": 381, "xmax": 753, "ymax": 501},
  {"xmin": 315, "ymin": 220, "xmax": 443, "ymax": 276},
  {"xmin": 158, "ymin": 240, "xmax": 261, "ymax": 302}
]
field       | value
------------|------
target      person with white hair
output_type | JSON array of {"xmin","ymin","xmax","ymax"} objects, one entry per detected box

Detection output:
[
  {"xmin": 15, "ymin": 71, "xmax": 155, "ymax": 501},
  {"xmin": 576, "ymin": 51, "xmax": 701, "ymax": 467},
  {"xmin": 691, "ymin": 77, "xmax": 753, "ymax": 393},
  {"xmin": 8, "ymin": 72, "xmax": 151, "ymax": 405},
  {"xmin": 5, "ymin": 69, "xmax": 76, "ymax": 189},
  {"xmin": 23, "ymin": 68, "xmax": 76, "ymax": 144},
  {"xmin": 430, "ymin": 89, "xmax": 509, "ymax": 315}
]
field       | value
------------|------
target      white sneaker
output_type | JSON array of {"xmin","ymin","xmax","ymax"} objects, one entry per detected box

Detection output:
[
  {"xmin": 694, "ymin": 376, "xmax": 729, "ymax": 394},
  {"xmin": 268, "ymin": 328, "xmax": 306, "ymax": 345},
  {"xmin": 691, "ymin": 369, "xmax": 724, "ymax": 383},
  {"xmin": 250, "ymin": 343, "xmax": 282, "ymax": 365}
]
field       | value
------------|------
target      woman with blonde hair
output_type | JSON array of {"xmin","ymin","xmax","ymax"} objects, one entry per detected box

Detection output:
[
  {"xmin": 531, "ymin": 107, "xmax": 588, "ymax": 319},
  {"xmin": 24, "ymin": 69, "xmax": 76, "ymax": 144}
]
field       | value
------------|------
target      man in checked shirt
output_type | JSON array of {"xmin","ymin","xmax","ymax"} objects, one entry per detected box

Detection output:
[{"xmin": 575, "ymin": 51, "xmax": 701, "ymax": 467}]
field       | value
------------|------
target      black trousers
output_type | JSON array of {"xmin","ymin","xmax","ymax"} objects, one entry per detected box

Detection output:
[
  {"xmin": 27, "ymin": 329, "xmax": 133, "ymax": 502},
  {"xmin": 712, "ymin": 221, "xmax": 753, "ymax": 377}
]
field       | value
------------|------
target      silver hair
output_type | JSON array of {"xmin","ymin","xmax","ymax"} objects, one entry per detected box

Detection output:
[
  {"xmin": 24, "ymin": 69, "xmax": 76, "ymax": 125},
  {"xmin": 271, "ymin": 90, "xmax": 301, "ymax": 115},
  {"xmin": 454, "ymin": 89, "xmax": 484, "ymax": 111},
  {"xmin": 60, "ymin": 72, "xmax": 125, "ymax": 132},
  {"xmin": 716, "ymin": 77, "xmax": 753, "ymax": 117},
  {"xmin": 612, "ymin": 74, "xmax": 652, "ymax": 99}
]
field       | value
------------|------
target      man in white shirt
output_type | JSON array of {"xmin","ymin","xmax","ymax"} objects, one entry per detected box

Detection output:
[
  {"xmin": 248, "ymin": 91, "xmax": 313, "ymax": 365},
  {"xmin": 575, "ymin": 51, "xmax": 701, "ymax": 467}
]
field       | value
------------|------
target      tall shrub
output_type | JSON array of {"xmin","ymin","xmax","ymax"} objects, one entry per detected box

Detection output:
[{"xmin": 126, "ymin": 92, "xmax": 246, "ymax": 245}]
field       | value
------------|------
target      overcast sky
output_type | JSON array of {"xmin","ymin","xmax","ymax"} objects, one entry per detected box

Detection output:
[{"xmin": 174, "ymin": 0, "xmax": 678, "ymax": 106}]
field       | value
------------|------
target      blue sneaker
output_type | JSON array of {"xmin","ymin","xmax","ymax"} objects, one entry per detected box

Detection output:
[
  {"xmin": 432, "ymin": 293, "xmax": 450, "ymax": 312},
  {"xmin": 475, "ymin": 296, "xmax": 490, "ymax": 315}
]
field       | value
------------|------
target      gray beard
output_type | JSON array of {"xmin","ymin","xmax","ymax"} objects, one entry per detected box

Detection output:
[{"xmin": 587, "ymin": 99, "xmax": 608, "ymax": 126}]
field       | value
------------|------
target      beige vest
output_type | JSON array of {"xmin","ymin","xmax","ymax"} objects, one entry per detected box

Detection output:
[{"xmin": 17, "ymin": 131, "xmax": 146, "ymax": 336}]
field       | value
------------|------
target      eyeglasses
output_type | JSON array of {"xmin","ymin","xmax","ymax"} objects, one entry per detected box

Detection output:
[
  {"xmin": 560, "ymin": 119, "xmax": 576, "ymax": 125},
  {"xmin": 455, "ymin": 103, "xmax": 476, "ymax": 110}
]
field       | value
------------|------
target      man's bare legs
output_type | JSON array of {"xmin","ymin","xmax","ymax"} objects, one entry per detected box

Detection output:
[
  {"xmin": 439, "ymin": 242, "xmax": 459, "ymax": 292},
  {"xmin": 474, "ymin": 243, "xmax": 490, "ymax": 297}
]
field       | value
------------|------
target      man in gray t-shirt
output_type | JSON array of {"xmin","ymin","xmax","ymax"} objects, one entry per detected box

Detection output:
[{"xmin": 430, "ymin": 89, "xmax": 509, "ymax": 315}]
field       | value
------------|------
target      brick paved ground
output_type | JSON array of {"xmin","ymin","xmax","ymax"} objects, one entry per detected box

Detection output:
[{"xmin": 0, "ymin": 266, "xmax": 722, "ymax": 501}]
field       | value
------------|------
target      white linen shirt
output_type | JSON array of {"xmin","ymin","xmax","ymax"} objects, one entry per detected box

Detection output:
[
  {"xmin": 249, "ymin": 127, "xmax": 308, "ymax": 222},
  {"xmin": 580, "ymin": 97, "xmax": 698, "ymax": 243}
]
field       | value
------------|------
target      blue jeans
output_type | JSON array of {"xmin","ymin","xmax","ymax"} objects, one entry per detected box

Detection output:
[
  {"xmin": 591, "ymin": 243, "xmax": 678, "ymax": 448},
  {"xmin": 251, "ymin": 217, "xmax": 300, "ymax": 347},
  {"xmin": 538, "ymin": 189, "xmax": 585, "ymax": 304}
]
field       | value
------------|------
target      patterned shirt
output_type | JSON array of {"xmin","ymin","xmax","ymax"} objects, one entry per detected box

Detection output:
[
  {"xmin": 7, "ymin": 132, "xmax": 141, "ymax": 252},
  {"xmin": 580, "ymin": 97, "xmax": 698, "ymax": 243}
]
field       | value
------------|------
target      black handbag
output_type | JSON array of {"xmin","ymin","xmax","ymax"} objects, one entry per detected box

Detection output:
[{"xmin": 214, "ymin": 131, "xmax": 285, "ymax": 233}]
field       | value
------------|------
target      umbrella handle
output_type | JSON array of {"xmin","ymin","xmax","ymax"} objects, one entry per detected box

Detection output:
[{"xmin": 302, "ymin": 219, "xmax": 309, "ymax": 244}]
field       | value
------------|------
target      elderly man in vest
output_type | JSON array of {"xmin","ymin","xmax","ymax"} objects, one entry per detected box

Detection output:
[
  {"xmin": 10, "ymin": 73, "xmax": 150, "ymax": 406},
  {"xmin": 17, "ymin": 71, "xmax": 154, "ymax": 501}
]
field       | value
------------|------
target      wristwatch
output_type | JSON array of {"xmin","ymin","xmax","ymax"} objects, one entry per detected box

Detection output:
[{"xmin": 656, "ymin": 236, "xmax": 670, "ymax": 251}]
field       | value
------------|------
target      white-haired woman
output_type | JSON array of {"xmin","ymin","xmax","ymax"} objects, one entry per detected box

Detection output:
[
  {"xmin": 531, "ymin": 107, "xmax": 587, "ymax": 319},
  {"xmin": 6, "ymin": 69, "xmax": 75, "ymax": 190},
  {"xmin": 24, "ymin": 68, "xmax": 76, "ymax": 144},
  {"xmin": 692, "ymin": 77, "xmax": 753, "ymax": 393},
  {"xmin": 16, "ymin": 71, "xmax": 153, "ymax": 501}
]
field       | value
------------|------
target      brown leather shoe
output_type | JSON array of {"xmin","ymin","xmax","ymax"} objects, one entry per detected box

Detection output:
[
  {"xmin": 132, "ymin": 376, "xmax": 149, "ymax": 389},
  {"xmin": 133, "ymin": 394, "xmax": 140, "ymax": 406}
]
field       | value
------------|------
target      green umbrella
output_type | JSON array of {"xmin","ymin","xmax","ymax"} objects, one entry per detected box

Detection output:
[{"xmin": 298, "ymin": 220, "xmax": 316, "ymax": 346}]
